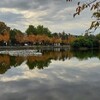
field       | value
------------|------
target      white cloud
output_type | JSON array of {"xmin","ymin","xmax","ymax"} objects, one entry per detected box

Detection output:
[{"xmin": 0, "ymin": 0, "xmax": 99, "ymax": 34}]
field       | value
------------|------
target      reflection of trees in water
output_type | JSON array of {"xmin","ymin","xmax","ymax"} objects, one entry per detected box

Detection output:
[
  {"xmin": 41, "ymin": 50, "xmax": 73, "ymax": 61},
  {"xmin": 10, "ymin": 56, "xmax": 23, "ymax": 67},
  {"xmin": 0, "ymin": 55, "xmax": 10, "ymax": 74},
  {"xmin": 25, "ymin": 51, "xmax": 73, "ymax": 69},
  {"xmin": 0, "ymin": 50, "xmax": 100, "ymax": 74},
  {"xmin": 0, "ymin": 55, "xmax": 25, "ymax": 74},
  {"xmin": 27, "ymin": 59, "xmax": 51, "ymax": 70},
  {"xmin": 72, "ymin": 50, "xmax": 100, "ymax": 60}
]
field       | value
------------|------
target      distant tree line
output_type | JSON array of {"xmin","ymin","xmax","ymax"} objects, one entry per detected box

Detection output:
[
  {"xmin": 0, "ymin": 21, "xmax": 76, "ymax": 46},
  {"xmin": 0, "ymin": 21, "xmax": 100, "ymax": 49},
  {"xmin": 71, "ymin": 34, "xmax": 100, "ymax": 49}
]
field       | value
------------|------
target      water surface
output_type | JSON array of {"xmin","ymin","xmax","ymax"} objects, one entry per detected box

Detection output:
[{"xmin": 0, "ymin": 49, "xmax": 100, "ymax": 100}]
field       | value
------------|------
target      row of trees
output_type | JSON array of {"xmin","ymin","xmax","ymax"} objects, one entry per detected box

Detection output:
[
  {"xmin": 0, "ymin": 21, "xmax": 99, "ymax": 48},
  {"xmin": 0, "ymin": 22, "xmax": 76, "ymax": 46},
  {"xmin": 71, "ymin": 34, "xmax": 100, "ymax": 49},
  {"xmin": 0, "ymin": 22, "xmax": 10, "ymax": 45},
  {"xmin": 26, "ymin": 25, "xmax": 51, "ymax": 36}
]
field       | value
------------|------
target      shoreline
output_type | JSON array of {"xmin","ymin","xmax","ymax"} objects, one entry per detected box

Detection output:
[
  {"xmin": 0, "ymin": 46, "xmax": 99, "ymax": 50},
  {"xmin": 0, "ymin": 45, "xmax": 71, "ymax": 50}
]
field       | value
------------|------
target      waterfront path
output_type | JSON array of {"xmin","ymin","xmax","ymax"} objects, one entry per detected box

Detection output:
[{"xmin": 0, "ymin": 45, "xmax": 70, "ymax": 50}]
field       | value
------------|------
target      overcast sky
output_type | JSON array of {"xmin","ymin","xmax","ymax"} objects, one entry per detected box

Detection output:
[{"xmin": 0, "ymin": 0, "xmax": 99, "ymax": 35}]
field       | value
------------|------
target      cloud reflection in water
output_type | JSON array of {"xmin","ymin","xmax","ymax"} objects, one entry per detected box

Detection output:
[{"xmin": 0, "ymin": 50, "xmax": 100, "ymax": 100}]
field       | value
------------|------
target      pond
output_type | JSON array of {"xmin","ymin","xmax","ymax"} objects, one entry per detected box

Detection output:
[{"xmin": 0, "ymin": 49, "xmax": 100, "ymax": 100}]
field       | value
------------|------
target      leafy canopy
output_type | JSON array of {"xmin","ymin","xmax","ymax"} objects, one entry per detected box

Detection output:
[{"xmin": 66, "ymin": 0, "xmax": 100, "ymax": 33}]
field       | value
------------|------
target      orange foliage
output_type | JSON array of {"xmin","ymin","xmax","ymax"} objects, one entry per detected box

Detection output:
[
  {"xmin": 15, "ymin": 33, "xmax": 24, "ymax": 43},
  {"xmin": 0, "ymin": 34, "xmax": 3, "ymax": 41},
  {"xmin": 3, "ymin": 32, "xmax": 10, "ymax": 42},
  {"xmin": 28, "ymin": 35, "xmax": 36, "ymax": 43},
  {"xmin": 0, "ymin": 31, "xmax": 10, "ymax": 42},
  {"xmin": 0, "ymin": 55, "xmax": 10, "ymax": 66},
  {"xmin": 50, "ymin": 37, "xmax": 61, "ymax": 44},
  {"xmin": 67, "ymin": 36, "xmax": 76, "ymax": 44}
]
